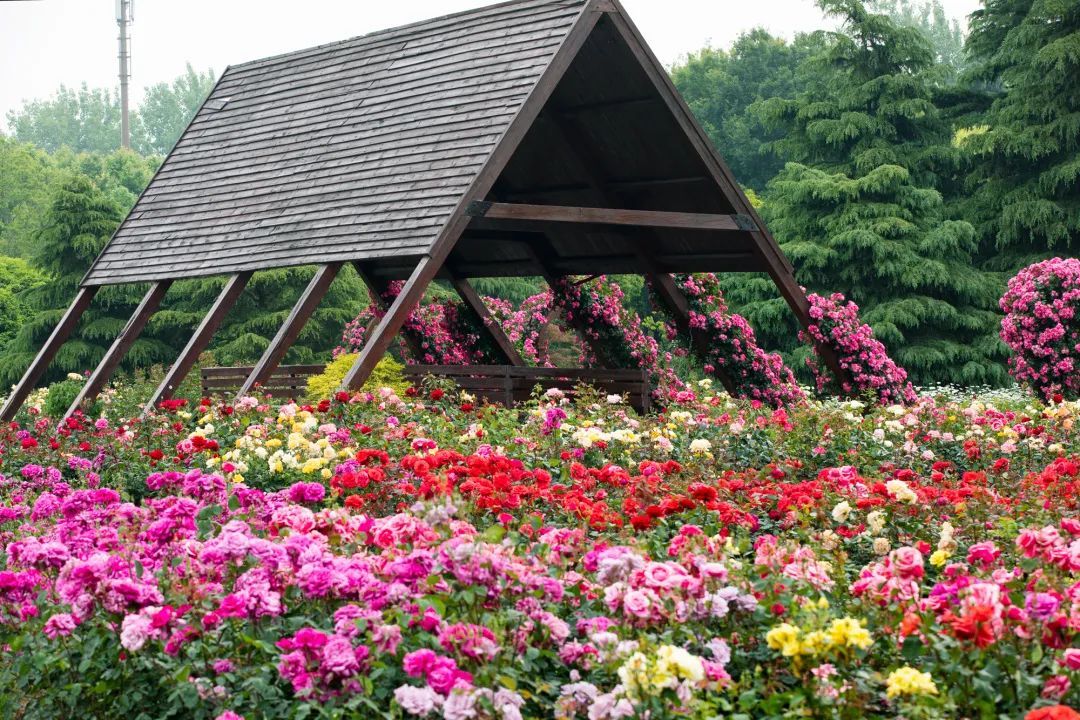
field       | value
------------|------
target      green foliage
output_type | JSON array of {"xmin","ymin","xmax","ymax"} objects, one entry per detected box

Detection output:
[
  {"xmin": 306, "ymin": 354, "xmax": 409, "ymax": 401},
  {"xmin": 671, "ymin": 30, "xmax": 824, "ymax": 191},
  {"xmin": 962, "ymin": 0, "xmax": 1080, "ymax": 268},
  {"xmin": 132, "ymin": 64, "xmax": 217, "ymax": 155},
  {"xmin": 43, "ymin": 376, "xmax": 88, "ymax": 419},
  {"xmin": 7, "ymin": 66, "xmax": 216, "ymax": 157},
  {"xmin": 6, "ymin": 83, "xmax": 123, "ymax": 155},
  {"xmin": 0, "ymin": 256, "xmax": 45, "ymax": 348},
  {"xmin": 724, "ymin": 0, "xmax": 1007, "ymax": 386},
  {"xmin": 868, "ymin": 0, "xmax": 967, "ymax": 76},
  {"xmin": 0, "ymin": 175, "xmax": 177, "ymax": 387}
]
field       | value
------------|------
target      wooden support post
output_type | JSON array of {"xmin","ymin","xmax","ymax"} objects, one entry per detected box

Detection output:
[
  {"xmin": 341, "ymin": 257, "xmax": 440, "ymax": 390},
  {"xmin": 236, "ymin": 263, "xmax": 341, "ymax": 399},
  {"xmin": 645, "ymin": 266, "xmax": 737, "ymax": 395},
  {"xmin": 65, "ymin": 281, "xmax": 172, "ymax": 418},
  {"xmin": 522, "ymin": 242, "xmax": 611, "ymax": 368},
  {"xmin": 446, "ymin": 269, "xmax": 525, "ymax": 366},
  {"xmin": 143, "ymin": 272, "xmax": 251, "ymax": 415},
  {"xmin": 352, "ymin": 262, "xmax": 425, "ymax": 361},
  {"xmin": 0, "ymin": 286, "xmax": 99, "ymax": 421}
]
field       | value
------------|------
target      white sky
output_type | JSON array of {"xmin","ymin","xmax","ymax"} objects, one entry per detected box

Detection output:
[{"xmin": 1, "ymin": 0, "xmax": 982, "ymax": 131}]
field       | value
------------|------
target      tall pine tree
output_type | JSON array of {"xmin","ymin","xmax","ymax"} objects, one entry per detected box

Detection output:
[
  {"xmin": 724, "ymin": 0, "xmax": 1006, "ymax": 386},
  {"xmin": 0, "ymin": 174, "xmax": 175, "ymax": 386},
  {"xmin": 962, "ymin": 0, "xmax": 1080, "ymax": 270}
]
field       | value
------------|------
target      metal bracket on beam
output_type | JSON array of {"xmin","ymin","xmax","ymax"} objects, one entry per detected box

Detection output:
[
  {"xmin": 734, "ymin": 214, "xmax": 758, "ymax": 232},
  {"xmin": 466, "ymin": 200, "xmax": 493, "ymax": 218}
]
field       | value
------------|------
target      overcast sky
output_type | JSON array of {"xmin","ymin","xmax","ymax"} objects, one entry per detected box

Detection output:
[{"xmin": 1, "ymin": 0, "xmax": 981, "ymax": 131}]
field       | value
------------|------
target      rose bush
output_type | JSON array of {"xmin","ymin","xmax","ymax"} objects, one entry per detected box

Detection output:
[
  {"xmin": 0, "ymin": 377, "xmax": 1079, "ymax": 718},
  {"xmin": 1000, "ymin": 257, "xmax": 1080, "ymax": 402}
]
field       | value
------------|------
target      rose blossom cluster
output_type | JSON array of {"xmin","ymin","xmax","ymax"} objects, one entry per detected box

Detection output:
[
  {"xmin": 1000, "ymin": 257, "xmax": 1080, "ymax": 401},
  {"xmin": 801, "ymin": 291, "xmax": 918, "ymax": 405},
  {"xmin": 669, "ymin": 273, "xmax": 804, "ymax": 406}
]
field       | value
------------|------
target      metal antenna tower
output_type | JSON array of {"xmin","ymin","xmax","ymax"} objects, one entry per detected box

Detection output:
[{"xmin": 117, "ymin": 0, "xmax": 134, "ymax": 148}]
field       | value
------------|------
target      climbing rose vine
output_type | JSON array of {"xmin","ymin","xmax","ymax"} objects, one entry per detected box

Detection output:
[
  {"xmin": 801, "ymin": 292, "xmax": 917, "ymax": 405},
  {"xmin": 338, "ymin": 282, "xmax": 502, "ymax": 366},
  {"xmin": 669, "ymin": 274, "xmax": 804, "ymax": 406},
  {"xmin": 1000, "ymin": 257, "xmax": 1080, "ymax": 402},
  {"xmin": 549, "ymin": 276, "xmax": 681, "ymax": 391},
  {"xmin": 484, "ymin": 292, "xmax": 555, "ymax": 367}
]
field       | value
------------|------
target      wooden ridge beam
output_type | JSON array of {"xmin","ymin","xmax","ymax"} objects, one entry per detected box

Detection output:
[
  {"xmin": 446, "ymin": 269, "xmax": 525, "ymax": 366},
  {"xmin": 143, "ymin": 272, "xmax": 251, "ymax": 416},
  {"xmin": 66, "ymin": 281, "xmax": 172, "ymax": 419},
  {"xmin": 467, "ymin": 201, "xmax": 756, "ymax": 233},
  {"xmin": 0, "ymin": 286, "xmax": 99, "ymax": 422},
  {"xmin": 236, "ymin": 263, "xmax": 341, "ymax": 399}
]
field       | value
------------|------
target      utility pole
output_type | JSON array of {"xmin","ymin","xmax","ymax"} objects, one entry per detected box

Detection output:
[{"xmin": 117, "ymin": 0, "xmax": 133, "ymax": 149}]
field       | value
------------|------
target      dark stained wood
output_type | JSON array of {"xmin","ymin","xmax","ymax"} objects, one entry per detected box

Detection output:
[
  {"xmin": 84, "ymin": 0, "xmax": 589, "ymax": 286},
  {"xmin": 445, "ymin": 269, "xmax": 526, "ymax": 366},
  {"xmin": 603, "ymin": 2, "xmax": 851, "ymax": 390},
  {"xmin": 0, "ymin": 286, "xmax": 99, "ymax": 421},
  {"xmin": 65, "ymin": 281, "xmax": 172, "ymax": 419},
  {"xmin": 143, "ymin": 272, "xmax": 252, "ymax": 416},
  {"xmin": 341, "ymin": 257, "xmax": 439, "ymax": 390},
  {"xmin": 236, "ymin": 264, "xmax": 341, "ymax": 398},
  {"xmin": 202, "ymin": 364, "xmax": 324, "ymax": 398},
  {"xmin": 402, "ymin": 364, "xmax": 651, "ymax": 412},
  {"xmin": 468, "ymin": 201, "xmax": 751, "ymax": 232},
  {"xmin": 352, "ymin": 261, "xmax": 425, "ymax": 360}
]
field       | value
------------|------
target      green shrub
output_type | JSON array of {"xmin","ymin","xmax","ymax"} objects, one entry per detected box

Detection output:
[
  {"xmin": 306, "ymin": 354, "xmax": 409, "ymax": 401},
  {"xmin": 43, "ymin": 376, "xmax": 90, "ymax": 418}
]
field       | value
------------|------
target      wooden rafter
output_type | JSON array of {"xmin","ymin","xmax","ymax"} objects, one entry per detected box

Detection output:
[
  {"xmin": 65, "ymin": 281, "xmax": 173, "ymax": 418},
  {"xmin": 0, "ymin": 287, "xmax": 99, "ymax": 422},
  {"xmin": 143, "ymin": 272, "xmax": 252, "ymax": 415},
  {"xmin": 445, "ymin": 269, "xmax": 526, "ymax": 366},
  {"xmin": 352, "ymin": 262, "xmax": 425, "ymax": 361},
  {"xmin": 236, "ymin": 264, "xmax": 341, "ymax": 399},
  {"xmin": 467, "ymin": 201, "xmax": 756, "ymax": 233}
]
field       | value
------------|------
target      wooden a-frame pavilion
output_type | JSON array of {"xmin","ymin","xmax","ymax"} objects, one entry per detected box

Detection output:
[{"xmin": 0, "ymin": 0, "xmax": 848, "ymax": 421}]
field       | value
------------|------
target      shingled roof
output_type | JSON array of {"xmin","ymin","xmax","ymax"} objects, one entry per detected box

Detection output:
[{"xmin": 85, "ymin": 0, "xmax": 588, "ymax": 285}]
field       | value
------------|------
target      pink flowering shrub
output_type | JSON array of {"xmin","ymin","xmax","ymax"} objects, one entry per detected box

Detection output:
[
  {"xmin": 483, "ymin": 292, "xmax": 555, "ymax": 366},
  {"xmin": 1000, "ymin": 257, "xmax": 1080, "ymax": 401},
  {"xmin": 801, "ymin": 292, "xmax": 918, "ymax": 405},
  {"xmin": 550, "ymin": 276, "xmax": 681, "ymax": 391},
  {"xmin": 667, "ymin": 274, "xmax": 804, "ymax": 406},
  {"xmin": 338, "ymin": 282, "xmax": 502, "ymax": 366}
]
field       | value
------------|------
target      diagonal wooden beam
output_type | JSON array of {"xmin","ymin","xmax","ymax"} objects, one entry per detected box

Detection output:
[
  {"xmin": 142, "ymin": 272, "xmax": 251, "ymax": 416},
  {"xmin": 467, "ymin": 201, "xmax": 754, "ymax": 232},
  {"xmin": 446, "ymin": 269, "xmax": 525, "ymax": 366},
  {"xmin": 341, "ymin": 257, "xmax": 440, "ymax": 390},
  {"xmin": 521, "ymin": 242, "xmax": 612, "ymax": 369},
  {"xmin": 236, "ymin": 263, "xmax": 341, "ymax": 399},
  {"xmin": 352, "ymin": 261, "xmax": 425, "ymax": 361},
  {"xmin": 0, "ymin": 286, "xmax": 99, "ymax": 422},
  {"xmin": 65, "ymin": 281, "xmax": 172, "ymax": 419}
]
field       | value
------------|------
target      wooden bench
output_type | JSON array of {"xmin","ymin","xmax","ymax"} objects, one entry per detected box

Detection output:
[
  {"xmin": 402, "ymin": 365, "xmax": 652, "ymax": 413},
  {"xmin": 201, "ymin": 365, "xmax": 325, "ymax": 399}
]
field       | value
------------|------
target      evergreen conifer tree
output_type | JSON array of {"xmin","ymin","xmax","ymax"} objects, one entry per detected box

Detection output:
[
  {"xmin": 0, "ymin": 174, "xmax": 175, "ymax": 386},
  {"xmin": 725, "ymin": 0, "xmax": 1006, "ymax": 386},
  {"xmin": 962, "ymin": 0, "xmax": 1080, "ymax": 270}
]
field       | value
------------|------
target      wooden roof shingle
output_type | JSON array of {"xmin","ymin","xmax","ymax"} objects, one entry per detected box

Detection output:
[{"xmin": 84, "ymin": 0, "xmax": 589, "ymax": 285}]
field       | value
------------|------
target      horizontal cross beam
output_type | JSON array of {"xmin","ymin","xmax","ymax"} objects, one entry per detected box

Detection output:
[{"xmin": 466, "ymin": 201, "xmax": 757, "ymax": 233}]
